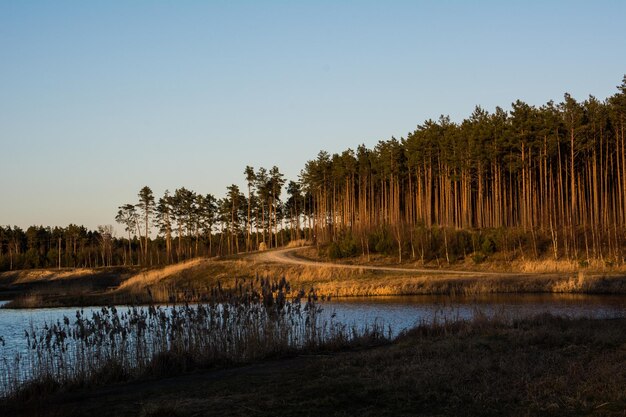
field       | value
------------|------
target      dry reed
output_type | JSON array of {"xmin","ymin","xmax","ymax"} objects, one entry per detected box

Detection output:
[{"xmin": 0, "ymin": 278, "xmax": 386, "ymax": 401}]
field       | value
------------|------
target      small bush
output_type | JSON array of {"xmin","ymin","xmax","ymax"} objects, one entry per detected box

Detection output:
[
  {"xmin": 327, "ymin": 242, "xmax": 342, "ymax": 259},
  {"xmin": 472, "ymin": 252, "xmax": 487, "ymax": 264},
  {"xmin": 480, "ymin": 235, "xmax": 496, "ymax": 255},
  {"xmin": 369, "ymin": 229, "xmax": 395, "ymax": 255},
  {"xmin": 328, "ymin": 232, "xmax": 358, "ymax": 259},
  {"xmin": 339, "ymin": 234, "xmax": 358, "ymax": 257}
]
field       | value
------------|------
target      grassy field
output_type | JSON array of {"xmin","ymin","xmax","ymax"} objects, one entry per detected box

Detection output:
[
  {"xmin": 5, "ymin": 314, "xmax": 626, "ymax": 417},
  {"xmin": 3, "ymin": 247, "xmax": 626, "ymax": 308}
]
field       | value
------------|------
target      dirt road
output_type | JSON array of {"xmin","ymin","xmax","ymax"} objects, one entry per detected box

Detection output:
[{"xmin": 253, "ymin": 246, "xmax": 504, "ymax": 276}]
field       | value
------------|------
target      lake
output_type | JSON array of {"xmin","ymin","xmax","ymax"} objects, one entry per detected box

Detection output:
[
  {"xmin": 2, "ymin": 293, "xmax": 626, "ymax": 359},
  {"xmin": 2, "ymin": 293, "xmax": 626, "ymax": 396}
]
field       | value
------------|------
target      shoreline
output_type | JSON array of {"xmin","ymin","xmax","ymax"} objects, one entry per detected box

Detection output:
[
  {"xmin": 2, "ymin": 248, "xmax": 626, "ymax": 309},
  {"xmin": 4, "ymin": 314, "xmax": 626, "ymax": 416}
]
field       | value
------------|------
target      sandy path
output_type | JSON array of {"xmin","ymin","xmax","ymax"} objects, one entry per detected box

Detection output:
[{"xmin": 253, "ymin": 247, "xmax": 505, "ymax": 276}]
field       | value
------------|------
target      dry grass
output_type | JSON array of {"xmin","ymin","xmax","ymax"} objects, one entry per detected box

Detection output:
[
  {"xmin": 512, "ymin": 258, "xmax": 622, "ymax": 273},
  {"xmin": 1, "ymin": 267, "xmax": 132, "ymax": 309},
  {"xmin": 6, "ymin": 293, "xmax": 44, "ymax": 308},
  {"xmin": 118, "ymin": 256, "xmax": 626, "ymax": 303},
  {"xmin": 285, "ymin": 239, "xmax": 311, "ymax": 248},
  {"xmin": 5, "ymin": 248, "xmax": 626, "ymax": 309},
  {"xmin": 119, "ymin": 258, "xmax": 209, "ymax": 290},
  {"xmin": 6, "ymin": 314, "xmax": 626, "ymax": 417},
  {"xmin": 548, "ymin": 271, "xmax": 626, "ymax": 293},
  {"xmin": 0, "ymin": 269, "xmax": 100, "ymax": 285},
  {"xmin": 515, "ymin": 258, "xmax": 581, "ymax": 273}
]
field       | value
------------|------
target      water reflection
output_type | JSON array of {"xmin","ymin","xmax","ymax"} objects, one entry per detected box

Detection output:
[
  {"xmin": 321, "ymin": 293, "xmax": 626, "ymax": 336},
  {"xmin": 1, "ymin": 294, "xmax": 626, "ymax": 358}
]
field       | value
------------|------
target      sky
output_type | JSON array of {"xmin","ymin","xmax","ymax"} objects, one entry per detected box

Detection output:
[{"xmin": 1, "ymin": 0, "xmax": 625, "ymax": 233}]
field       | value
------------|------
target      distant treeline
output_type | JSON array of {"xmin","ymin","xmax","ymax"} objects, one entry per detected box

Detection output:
[
  {"xmin": 0, "ymin": 219, "xmax": 305, "ymax": 272},
  {"xmin": 0, "ymin": 224, "xmax": 116, "ymax": 271},
  {"xmin": 0, "ymin": 167, "xmax": 311, "ymax": 271},
  {"xmin": 3, "ymin": 76, "xmax": 626, "ymax": 271}
]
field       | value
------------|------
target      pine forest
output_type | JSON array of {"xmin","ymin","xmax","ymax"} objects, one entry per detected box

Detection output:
[{"xmin": 2, "ymin": 76, "xmax": 626, "ymax": 270}]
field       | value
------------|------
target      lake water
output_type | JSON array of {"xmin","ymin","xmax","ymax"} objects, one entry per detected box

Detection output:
[
  {"xmin": 1, "ymin": 294, "xmax": 626, "ymax": 396},
  {"xmin": 322, "ymin": 293, "xmax": 626, "ymax": 335},
  {"xmin": 2, "ymin": 293, "xmax": 626, "ymax": 358}
]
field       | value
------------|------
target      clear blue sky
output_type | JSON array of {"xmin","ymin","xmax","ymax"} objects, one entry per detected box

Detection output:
[{"xmin": 1, "ymin": 1, "xmax": 625, "ymax": 233}]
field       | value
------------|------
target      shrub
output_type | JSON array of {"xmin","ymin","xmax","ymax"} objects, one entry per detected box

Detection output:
[
  {"xmin": 472, "ymin": 252, "xmax": 487, "ymax": 264},
  {"xmin": 480, "ymin": 235, "xmax": 496, "ymax": 255},
  {"xmin": 328, "ymin": 232, "xmax": 358, "ymax": 259},
  {"xmin": 339, "ymin": 234, "xmax": 358, "ymax": 258},
  {"xmin": 327, "ymin": 242, "xmax": 342, "ymax": 259},
  {"xmin": 369, "ymin": 228, "xmax": 395, "ymax": 255}
]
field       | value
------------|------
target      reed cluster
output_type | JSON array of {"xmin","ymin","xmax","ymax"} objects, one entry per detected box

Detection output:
[{"xmin": 0, "ymin": 278, "xmax": 386, "ymax": 401}]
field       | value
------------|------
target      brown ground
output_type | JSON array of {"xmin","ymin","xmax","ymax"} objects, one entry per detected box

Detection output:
[
  {"xmin": 0, "ymin": 267, "xmax": 134, "ymax": 307},
  {"xmin": 3, "ymin": 247, "xmax": 626, "ymax": 308},
  {"xmin": 5, "ymin": 315, "xmax": 626, "ymax": 417}
]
